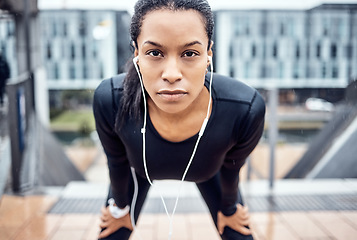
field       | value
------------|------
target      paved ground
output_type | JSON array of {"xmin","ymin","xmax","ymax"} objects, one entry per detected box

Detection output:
[{"xmin": 1, "ymin": 179, "xmax": 357, "ymax": 240}]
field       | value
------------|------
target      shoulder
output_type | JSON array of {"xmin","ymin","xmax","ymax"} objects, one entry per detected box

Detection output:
[
  {"xmin": 210, "ymin": 73, "xmax": 264, "ymax": 107},
  {"xmin": 93, "ymin": 73, "xmax": 127, "ymax": 122},
  {"xmin": 94, "ymin": 73, "xmax": 126, "ymax": 102},
  {"xmin": 210, "ymin": 73, "xmax": 265, "ymax": 131},
  {"xmin": 95, "ymin": 73, "xmax": 126, "ymax": 92}
]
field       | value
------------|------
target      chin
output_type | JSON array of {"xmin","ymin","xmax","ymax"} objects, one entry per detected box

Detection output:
[{"xmin": 157, "ymin": 103, "xmax": 188, "ymax": 114}]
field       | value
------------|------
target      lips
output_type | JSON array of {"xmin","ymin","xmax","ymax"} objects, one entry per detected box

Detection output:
[{"xmin": 157, "ymin": 89, "xmax": 187, "ymax": 101}]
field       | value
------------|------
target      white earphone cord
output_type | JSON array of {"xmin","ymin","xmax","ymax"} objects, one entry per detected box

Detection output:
[{"xmin": 131, "ymin": 56, "xmax": 213, "ymax": 240}]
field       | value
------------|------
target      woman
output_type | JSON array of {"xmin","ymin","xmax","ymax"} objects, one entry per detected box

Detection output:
[{"xmin": 93, "ymin": 0, "xmax": 265, "ymax": 239}]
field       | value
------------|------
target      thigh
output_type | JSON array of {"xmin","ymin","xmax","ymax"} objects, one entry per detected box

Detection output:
[
  {"xmin": 196, "ymin": 173, "xmax": 253, "ymax": 240},
  {"xmin": 99, "ymin": 171, "xmax": 150, "ymax": 240}
]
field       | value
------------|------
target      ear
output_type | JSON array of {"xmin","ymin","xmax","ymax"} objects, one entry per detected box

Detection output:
[
  {"xmin": 208, "ymin": 40, "xmax": 214, "ymax": 57},
  {"xmin": 133, "ymin": 41, "xmax": 139, "ymax": 58},
  {"xmin": 207, "ymin": 40, "xmax": 213, "ymax": 64}
]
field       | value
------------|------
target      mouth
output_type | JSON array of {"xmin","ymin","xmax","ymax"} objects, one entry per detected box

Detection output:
[{"xmin": 157, "ymin": 89, "xmax": 187, "ymax": 101}]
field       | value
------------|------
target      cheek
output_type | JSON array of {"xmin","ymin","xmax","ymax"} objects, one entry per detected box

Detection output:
[
  {"xmin": 139, "ymin": 65, "xmax": 157, "ymax": 89},
  {"xmin": 187, "ymin": 67, "xmax": 206, "ymax": 85}
]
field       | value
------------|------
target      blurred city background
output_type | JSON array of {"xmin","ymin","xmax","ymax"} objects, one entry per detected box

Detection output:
[{"xmin": 0, "ymin": 0, "xmax": 356, "ymax": 239}]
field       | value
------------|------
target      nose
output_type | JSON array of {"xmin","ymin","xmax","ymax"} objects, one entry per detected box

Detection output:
[{"xmin": 161, "ymin": 57, "xmax": 182, "ymax": 84}]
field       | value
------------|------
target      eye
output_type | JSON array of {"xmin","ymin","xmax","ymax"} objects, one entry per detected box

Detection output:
[
  {"xmin": 147, "ymin": 50, "xmax": 163, "ymax": 57},
  {"xmin": 182, "ymin": 51, "xmax": 199, "ymax": 58}
]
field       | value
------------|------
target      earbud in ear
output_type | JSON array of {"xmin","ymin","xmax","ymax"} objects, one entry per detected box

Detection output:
[
  {"xmin": 207, "ymin": 56, "xmax": 213, "ymax": 73},
  {"xmin": 133, "ymin": 56, "xmax": 139, "ymax": 64}
]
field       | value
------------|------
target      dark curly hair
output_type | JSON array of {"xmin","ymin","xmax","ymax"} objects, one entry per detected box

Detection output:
[{"xmin": 118, "ymin": 0, "xmax": 214, "ymax": 125}]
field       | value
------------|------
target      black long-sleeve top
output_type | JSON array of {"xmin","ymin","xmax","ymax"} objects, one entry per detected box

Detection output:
[{"xmin": 93, "ymin": 73, "xmax": 265, "ymax": 216}]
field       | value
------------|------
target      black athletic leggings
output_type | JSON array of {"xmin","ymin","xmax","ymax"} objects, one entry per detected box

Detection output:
[{"xmin": 99, "ymin": 172, "xmax": 253, "ymax": 240}]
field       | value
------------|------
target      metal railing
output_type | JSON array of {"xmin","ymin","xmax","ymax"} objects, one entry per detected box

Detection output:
[{"xmin": 6, "ymin": 72, "xmax": 35, "ymax": 192}]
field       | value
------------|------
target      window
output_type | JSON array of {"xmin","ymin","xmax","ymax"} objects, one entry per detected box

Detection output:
[
  {"xmin": 63, "ymin": 21, "xmax": 67, "ymax": 37},
  {"xmin": 99, "ymin": 63, "xmax": 104, "ymax": 79},
  {"xmin": 330, "ymin": 43, "xmax": 337, "ymax": 59},
  {"xmin": 82, "ymin": 44, "xmax": 86, "ymax": 59},
  {"xmin": 280, "ymin": 22, "xmax": 285, "ymax": 36},
  {"xmin": 246, "ymin": 26, "xmax": 250, "ymax": 35},
  {"xmin": 61, "ymin": 42, "xmax": 66, "ymax": 58},
  {"xmin": 279, "ymin": 62, "xmax": 284, "ymax": 79},
  {"xmin": 252, "ymin": 44, "xmax": 256, "ymax": 58},
  {"xmin": 245, "ymin": 19, "xmax": 250, "ymax": 35},
  {"xmin": 6, "ymin": 21, "xmax": 13, "ymax": 37},
  {"xmin": 288, "ymin": 19, "xmax": 295, "ymax": 37},
  {"xmin": 260, "ymin": 65, "xmax": 266, "ymax": 78},
  {"xmin": 52, "ymin": 21, "xmax": 57, "ymax": 37},
  {"xmin": 316, "ymin": 43, "xmax": 321, "ymax": 58},
  {"xmin": 229, "ymin": 66, "xmax": 234, "ymax": 78},
  {"xmin": 323, "ymin": 18, "xmax": 329, "ymax": 36},
  {"xmin": 345, "ymin": 45, "xmax": 352, "ymax": 59},
  {"xmin": 79, "ymin": 12, "xmax": 87, "ymax": 37},
  {"xmin": 233, "ymin": 18, "xmax": 240, "ymax": 36},
  {"xmin": 229, "ymin": 43, "xmax": 234, "ymax": 58},
  {"xmin": 93, "ymin": 42, "xmax": 97, "ymax": 58},
  {"xmin": 293, "ymin": 63, "xmax": 299, "ymax": 79},
  {"xmin": 332, "ymin": 66, "xmax": 338, "ymax": 78},
  {"xmin": 322, "ymin": 62, "xmax": 327, "ymax": 78},
  {"xmin": 71, "ymin": 43, "xmax": 75, "ymax": 60},
  {"xmin": 309, "ymin": 67, "xmax": 315, "ymax": 78},
  {"xmin": 54, "ymin": 62, "xmax": 59, "ymax": 80},
  {"xmin": 260, "ymin": 21, "xmax": 267, "ymax": 36},
  {"xmin": 47, "ymin": 42, "xmax": 52, "ymax": 59},
  {"xmin": 70, "ymin": 65, "xmax": 75, "ymax": 79},
  {"xmin": 306, "ymin": 66, "xmax": 311, "ymax": 78},
  {"xmin": 244, "ymin": 61, "xmax": 250, "ymax": 78},
  {"xmin": 83, "ymin": 65, "xmax": 88, "ymax": 79},
  {"xmin": 272, "ymin": 43, "xmax": 278, "ymax": 58},
  {"xmin": 296, "ymin": 43, "xmax": 300, "ymax": 59}
]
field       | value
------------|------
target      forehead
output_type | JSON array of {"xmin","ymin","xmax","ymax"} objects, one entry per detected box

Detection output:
[{"xmin": 138, "ymin": 9, "xmax": 208, "ymax": 46}]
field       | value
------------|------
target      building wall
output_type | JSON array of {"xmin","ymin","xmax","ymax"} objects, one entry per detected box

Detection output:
[
  {"xmin": 215, "ymin": 4, "xmax": 357, "ymax": 89},
  {"xmin": 40, "ymin": 10, "xmax": 131, "ymax": 90}
]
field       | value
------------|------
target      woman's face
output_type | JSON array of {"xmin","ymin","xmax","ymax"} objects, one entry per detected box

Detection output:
[{"xmin": 135, "ymin": 9, "xmax": 212, "ymax": 115}]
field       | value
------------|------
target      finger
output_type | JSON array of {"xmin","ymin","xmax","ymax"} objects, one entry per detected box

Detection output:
[
  {"xmin": 237, "ymin": 204, "xmax": 247, "ymax": 214},
  {"xmin": 240, "ymin": 218, "xmax": 250, "ymax": 227},
  {"xmin": 241, "ymin": 205, "xmax": 249, "ymax": 215},
  {"xmin": 126, "ymin": 218, "xmax": 134, "ymax": 231},
  {"xmin": 238, "ymin": 211, "xmax": 250, "ymax": 221},
  {"xmin": 101, "ymin": 206, "xmax": 108, "ymax": 216},
  {"xmin": 98, "ymin": 228, "xmax": 111, "ymax": 239},
  {"xmin": 237, "ymin": 205, "xmax": 250, "ymax": 220},
  {"xmin": 101, "ymin": 214, "xmax": 109, "ymax": 222},
  {"xmin": 99, "ymin": 221, "xmax": 109, "ymax": 229},
  {"xmin": 235, "ymin": 225, "xmax": 252, "ymax": 236},
  {"xmin": 217, "ymin": 212, "xmax": 224, "ymax": 235}
]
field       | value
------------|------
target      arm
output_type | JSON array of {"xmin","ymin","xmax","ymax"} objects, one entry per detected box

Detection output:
[
  {"xmin": 93, "ymin": 78, "xmax": 131, "ymax": 208},
  {"xmin": 220, "ymin": 91, "xmax": 266, "ymax": 216}
]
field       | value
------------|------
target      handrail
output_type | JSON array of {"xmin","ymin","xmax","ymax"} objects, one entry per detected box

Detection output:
[{"xmin": 7, "ymin": 72, "xmax": 31, "ymax": 86}]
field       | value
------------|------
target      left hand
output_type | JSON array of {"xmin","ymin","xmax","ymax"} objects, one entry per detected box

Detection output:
[
  {"xmin": 98, "ymin": 206, "xmax": 133, "ymax": 239},
  {"xmin": 217, "ymin": 203, "xmax": 251, "ymax": 235}
]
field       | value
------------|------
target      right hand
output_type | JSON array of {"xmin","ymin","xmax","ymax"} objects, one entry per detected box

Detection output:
[
  {"xmin": 217, "ymin": 204, "xmax": 251, "ymax": 236},
  {"xmin": 98, "ymin": 206, "xmax": 133, "ymax": 239}
]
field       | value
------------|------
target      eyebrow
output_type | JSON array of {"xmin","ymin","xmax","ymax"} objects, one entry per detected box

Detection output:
[{"xmin": 143, "ymin": 40, "xmax": 203, "ymax": 48}]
